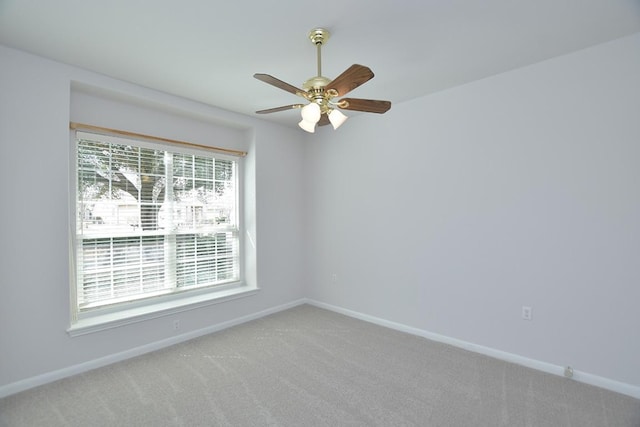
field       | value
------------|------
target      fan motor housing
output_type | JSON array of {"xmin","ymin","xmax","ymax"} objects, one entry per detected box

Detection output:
[{"xmin": 302, "ymin": 76, "xmax": 330, "ymax": 91}]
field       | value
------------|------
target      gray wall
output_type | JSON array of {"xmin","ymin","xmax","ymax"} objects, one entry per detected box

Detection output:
[
  {"xmin": 0, "ymin": 45, "xmax": 307, "ymax": 390},
  {"xmin": 1, "ymin": 32, "xmax": 639, "ymax": 396},
  {"xmin": 305, "ymin": 33, "xmax": 640, "ymax": 389}
]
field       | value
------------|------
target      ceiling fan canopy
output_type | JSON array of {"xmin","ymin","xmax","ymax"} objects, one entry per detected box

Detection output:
[{"xmin": 254, "ymin": 28, "xmax": 391, "ymax": 133}]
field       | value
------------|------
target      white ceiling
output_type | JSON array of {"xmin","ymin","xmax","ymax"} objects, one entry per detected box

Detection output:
[{"xmin": 1, "ymin": 1, "xmax": 640, "ymax": 128}]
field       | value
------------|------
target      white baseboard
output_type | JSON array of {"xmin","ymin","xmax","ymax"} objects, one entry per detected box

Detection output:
[
  {"xmin": 0, "ymin": 299, "xmax": 307, "ymax": 399},
  {"xmin": 3, "ymin": 298, "xmax": 637, "ymax": 400},
  {"xmin": 305, "ymin": 299, "xmax": 640, "ymax": 400}
]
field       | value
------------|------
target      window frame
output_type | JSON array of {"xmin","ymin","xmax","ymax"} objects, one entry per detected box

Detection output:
[{"xmin": 68, "ymin": 129, "xmax": 256, "ymax": 336}]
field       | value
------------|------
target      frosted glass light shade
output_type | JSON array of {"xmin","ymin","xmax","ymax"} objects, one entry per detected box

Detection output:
[
  {"xmin": 328, "ymin": 109, "xmax": 348, "ymax": 129},
  {"xmin": 300, "ymin": 102, "xmax": 321, "ymax": 123},
  {"xmin": 298, "ymin": 119, "xmax": 316, "ymax": 133}
]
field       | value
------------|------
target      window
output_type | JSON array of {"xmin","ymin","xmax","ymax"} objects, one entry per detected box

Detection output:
[{"xmin": 72, "ymin": 130, "xmax": 243, "ymax": 326}]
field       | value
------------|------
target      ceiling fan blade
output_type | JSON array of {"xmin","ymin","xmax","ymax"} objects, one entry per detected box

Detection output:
[
  {"xmin": 326, "ymin": 64, "xmax": 374, "ymax": 97},
  {"xmin": 256, "ymin": 104, "xmax": 304, "ymax": 114},
  {"xmin": 338, "ymin": 98, "xmax": 391, "ymax": 114},
  {"xmin": 254, "ymin": 73, "xmax": 306, "ymax": 96},
  {"xmin": 317, "ymin": 115, "xmax": 331, "ymax": 126}
]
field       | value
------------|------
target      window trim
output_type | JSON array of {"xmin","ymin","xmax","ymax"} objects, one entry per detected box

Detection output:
[
  {"xmin": 67, "ymin": 284, "xmax": 259, "ymax": 337},
  {"xmin": 68, "ymin": 125, "xmax": 256, "ymax": 336},
  {"xmin": 70, "ymin": 122, "xmax": 248, "ymax": 158}
]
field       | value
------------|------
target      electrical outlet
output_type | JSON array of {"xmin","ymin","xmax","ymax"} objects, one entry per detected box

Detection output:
[
  {"xmin": 331, "ymin": 273, "xmax": 337, "ymax": 283},
  {"xmin": 522, "ymin": 306, "xmax": 532, "ymax": 321},
  {"xmin": 173, "ymin": 319, "xmax": 180, "ymax": 330}
]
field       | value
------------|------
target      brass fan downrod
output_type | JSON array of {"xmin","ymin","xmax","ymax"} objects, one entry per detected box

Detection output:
[
  {"xmin": 308, "ymin": 28, "xmax": 329, "ymax": 77},
  {"xmin": 303, "ymin": 28, "xmax": 331, "ymax": 94}
]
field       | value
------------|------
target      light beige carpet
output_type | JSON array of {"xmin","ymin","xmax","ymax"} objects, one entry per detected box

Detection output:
[{"xmin": 1, "ymin": 304, "xmax": 638, "ymax": 426}]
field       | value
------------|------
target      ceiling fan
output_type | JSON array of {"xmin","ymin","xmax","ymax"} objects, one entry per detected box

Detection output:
[{"xmin": 254, "ymin": 28, "xmax": 391, "ymax": 133}]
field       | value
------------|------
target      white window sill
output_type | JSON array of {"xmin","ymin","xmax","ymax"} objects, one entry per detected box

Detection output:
[{"xmin": 67, "ymin": 284, "xmax": 259, "ymax": 337}]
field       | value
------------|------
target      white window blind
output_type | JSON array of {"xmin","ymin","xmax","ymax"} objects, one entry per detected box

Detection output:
[{"xmin": 75, "ymin": 130, "xmax": 240, "ymax": 312}]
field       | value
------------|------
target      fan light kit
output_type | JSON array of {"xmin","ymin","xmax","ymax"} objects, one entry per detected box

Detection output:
[{"xmin": 254, "ymin": 28, "xmax": 391, "ymax": 133}]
